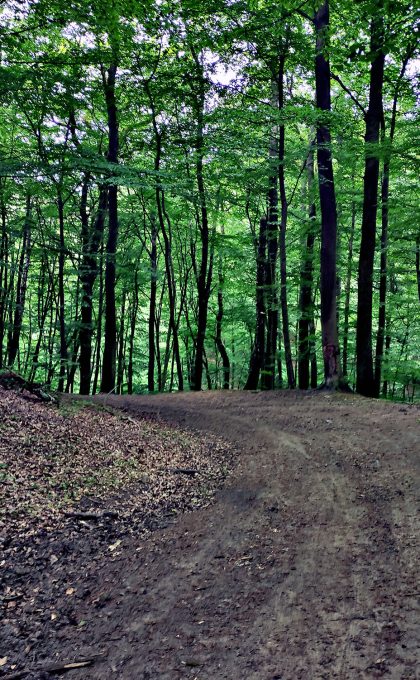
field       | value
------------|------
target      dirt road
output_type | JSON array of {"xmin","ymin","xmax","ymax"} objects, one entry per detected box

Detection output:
[
  {"xmin": 10, "ymin": 391, "xmax": 420, "ymax": 679},
  {"xmin": 56, "ymin": 390, "xmax": 417, "ymax": 680}
]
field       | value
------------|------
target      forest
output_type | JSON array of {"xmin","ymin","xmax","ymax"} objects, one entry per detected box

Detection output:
[
  {"xmin": 1, "ymin": 3, "xmax": 420, "ymax": 676},
  {"xmin": 0, "ymin": 0, "xmax": 419, "ymax": 399}
]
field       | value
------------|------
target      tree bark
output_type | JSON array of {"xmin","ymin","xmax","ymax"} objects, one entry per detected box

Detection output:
[
  {"xmin": 215, "ymin": 262, "xmax": 230, "ymax": 389},
  {"xmin": 374, "ymin": 51, "xmax": 411, "ymax": 395},
  {"xmin": 0, "ymin": 191, "xmax": 9, "ymax": 368},
  {"xmin": 101, "ymin": 62, "xmax": 119, "ymax": 393},
  {"xmin": 309, "ymin": 317, "xmax": 318, "ymax": 388},
  {"xmin": 342, "ymin": 198, "xmax": 356, "ymax": 380},
  {"xmin": 7, "ymin": 194, "xmax": 32, "ymax": 367},
  {"xmin": 79, "ymin": 184, "xmax": 107, "ymax": 394},
  {"xmin": 148, "ymin": 218, "xmax": 158, "ymax": 392},
  {"xmin": 155, "ymin": 282, "xmax": 165, "ymax": 391},
  {"xmin": 298, "ymin": 143, "xmax": 317, "ymax": 389},
  {"xmin": 374, "ymin": 154, "xmax": 389, "ymax": 397},
  {"xmin": 262, "ymin": 70, "xmax": 280, "ymax": 390},
  {"xmin": 191, "ymin": 50, "xmax": 213, "ymax": 391},
  {"xmin": 314, "ymin": 0, "xmax": 342, "ymax": 388},
  {"xmin": 92, "ymin": 242, "xmax": 104, "ymax": 395},
  {"xmin": 29, "ymin": 259, "xmax": 54, "ymax": 384},
  {"xmin": 356, "ymin": 7, "xmax": 385, "ymax": 396},
  {"xmin": 146, "ymin": 84, "xmax": 184, "ymax": 391},
  {"xmin": 244, "ymin": 217, "xmax": 267, "ymax": 390},
  {"xmin": 277, "ymin": 55, "xmax": 295, "ymax": 389},
  {"xmin": 382, "ymin": 322, "xmax": 391, "ymax": 397},
  {"xmin": 57, "ymin": 191, "xmax": 68, "ymax": 392},
  {"xmin": 127, "ymin": 271, "xmax": 139, "ymax": 395},
  {"xmin": 117, "ymin": 291, "xmax": 126, "ymax": 393},
  {"xmin": 65, "ymin": 273, "xmax": 80, "ymax": 393}
]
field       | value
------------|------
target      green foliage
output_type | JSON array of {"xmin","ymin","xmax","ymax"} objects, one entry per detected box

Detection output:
[{"xmin": 0, "ymin": 0, "xmax": 418, "ymax": 398}]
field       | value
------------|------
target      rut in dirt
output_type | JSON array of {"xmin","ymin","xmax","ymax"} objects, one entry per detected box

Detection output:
[{"xmin": 4, "ymin": 391, "xmax": 420, "ymax": 680}]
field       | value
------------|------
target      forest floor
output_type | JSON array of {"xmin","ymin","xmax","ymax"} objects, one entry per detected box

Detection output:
[{"xmin": 0, "ymin": 389, "xmax": 419, "ymax": 680}]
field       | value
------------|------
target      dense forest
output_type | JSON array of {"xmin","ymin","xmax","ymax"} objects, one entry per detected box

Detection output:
[{"xmin": 0, "ymin": 0, "xmax": 418, "ymax": 399}]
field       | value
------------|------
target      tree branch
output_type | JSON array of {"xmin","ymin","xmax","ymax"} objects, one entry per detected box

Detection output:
[{"xmin": 331, "ymin": 73, "xmax": 366, "ymax": 116}]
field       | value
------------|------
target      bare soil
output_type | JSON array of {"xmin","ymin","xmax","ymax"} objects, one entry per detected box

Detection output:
[{"xmin": 1, "ymin": 390, "xmax": 419, "ymax": 680}]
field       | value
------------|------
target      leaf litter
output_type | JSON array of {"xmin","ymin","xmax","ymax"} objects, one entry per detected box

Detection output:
[{"xmin": 0, "ymin": 387, "xmax": 235, "ymax": 677}]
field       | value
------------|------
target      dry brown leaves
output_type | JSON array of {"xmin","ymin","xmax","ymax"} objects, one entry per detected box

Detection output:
[
  {"xmin": 0, "ymin": 387, "xmax": 235, "ymax": 670},
  {"xmin": 0, "ymin": 388, "xmax": 233, "ymax": 537}
]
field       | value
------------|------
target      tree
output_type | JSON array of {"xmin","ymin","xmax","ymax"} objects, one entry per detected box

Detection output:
[
  {"xmin": 298, "ymin": 141, "xmax": 317, "ymax": 390},
  {"xmin": 7, "ymin": 194, "xmax": 32, "ymax": 367},
  {"xmin": 314, "ymin": 0, "xmax": 342, "ymax": 388},
  {"xmin": 356, "ymin": 4, "xmax": 386, "ymax": 397},
  {"xmin": 100, "ymin": 59, "xmax": 120, "ymax": 393}
]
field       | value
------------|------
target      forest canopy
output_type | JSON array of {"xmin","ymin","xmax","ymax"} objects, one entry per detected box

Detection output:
[{"xmin": 0, "ymin": 0, "xmax": 419, "ymax": 399}]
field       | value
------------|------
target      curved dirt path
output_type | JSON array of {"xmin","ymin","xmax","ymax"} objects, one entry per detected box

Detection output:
[{"xmin": 64, "ymin": 391, "xmax": 418, "ymax": 679}]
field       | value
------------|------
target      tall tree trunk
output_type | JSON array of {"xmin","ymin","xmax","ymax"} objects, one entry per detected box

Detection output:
[
  {"xmin": 47, "ymin": 298, "xmax": 58, "ymax": 386},
  {"xmin": 57, "ymin": 191, "xmax": 68, "ymax": 392},
  {"xmin": 298, "ymin": 143, "xmax": 317, "ymax": 389},
  {"xmin": 277, "ymin": 55, "xmax": 295, "ymax": 389},
  {"xmin": 155, "ymin": 282, "xmax": 164, "ymax": 391},
  {"xmin": 314, "ymin": 0, "xmax": 342, "ymax": 388},
  {"xmin": 148, "ymin": 219, "xmax": 158, "ymax": 392},
  {"xmin": 191, "ymin": 50, "xmax": 213, "ymax": 391},
  {"xmin": 231, "ymin": 335, "xmax": 236, "ymax": 388},
  {"xmin": 374, "ymin": 155, "xmax": 389, "ymax": 397},
  {"xmin": 127, "ymin": 271, "xmax": 139, "ymax": 395},
  {"xmin": 161, "ymin": 324, "xmax": 172, "ymax": 392},
  {"xmin": 262, "ymin": 70, "xmax": 280, "ymax": 390},
  {"xmin": 29, "ymin": 262, "xmax": 53, "ymax": 383},
  {"xmin": 92, "ymin": 243, "xmax": 104, "ymax": 395},
  {"xmin": 244, "ymin": 217, "xmax": 267, "ymax": 390},
  {"xmin": 117, "ymin": 292, "xmax": 126, "ymax": 394},
  {"xmin": 382, "ymin": 323, "xmax": 391, "ymax": 397},
  {"xmin": 356, "ymin": 8, "xmax": 385, "ymax": 396},
  {"xmin": 7, "ymin": 194, "xmax": 32, "ymax": 367},
  {"xmin": 215, "ymin": 262, "xmax": 230, "ymax": 389},
  {"xmin": 309, "ymin": 317, "xmax": 318, "ymax": 388},
  {"xmin": 192, "ymin": 141, "xmax": 211, "ymax": 390},
  {"xmin": 66, "ymin": 279, "xmax": 80, "ymax": 393},
  {"xmin": 6, "ymin": 261, "xmax": 15, "ymax": 365},
  {"xmin": 342, "ymin": 199, "xmax": 356, "ymax": 380},
  {"xmin": 203, "ymin": 347, "xmax": 212, "ymax": 390},
  {"xmin": 0, "ymin": 192, "xmax": 8, "ymax": 368},
  {"xmin": 101, "ymin": 62, "xmax": 119, "ymax": 393},
  {"xmin": 79, "ymin": 184, "xmax": 107, "ymax": 394},
  {"xmin": 146, "ymin": 85, "xmax": 184, "ymax": 391},
  {"xmin": 160, "ymin": 193, "xmax": 184, "ymax": 391},
  {"xmin": 374, "ymin": 51, "xmax": 411, "ymax": 396},
  {"xmin": 277, "ymin": 324, "xmax": 283, "ymax": 388}
]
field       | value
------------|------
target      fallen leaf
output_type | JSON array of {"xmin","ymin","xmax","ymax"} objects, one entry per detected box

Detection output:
[
  {"xmin": 108, "ymin": 540, "xmax": 122, "ymax": 552},
  {"xmin": 0, "ymin": 657, "xmax": 8, "ymax": 667}
]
